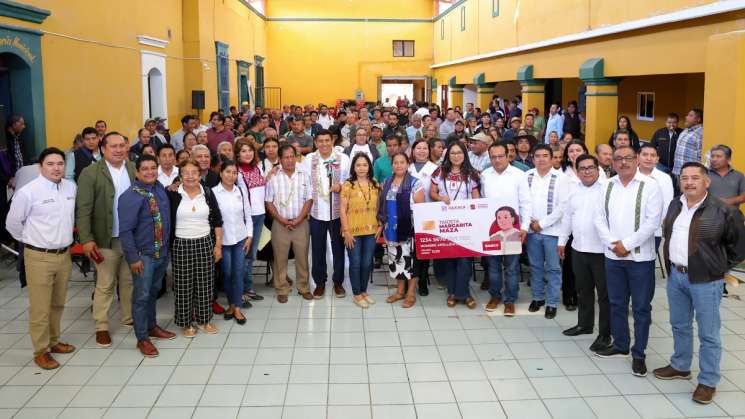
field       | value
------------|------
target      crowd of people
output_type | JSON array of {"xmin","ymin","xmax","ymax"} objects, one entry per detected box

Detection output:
[{"xmin": 2, "ymin": 95, "xmax": 745, "ymax": 405}]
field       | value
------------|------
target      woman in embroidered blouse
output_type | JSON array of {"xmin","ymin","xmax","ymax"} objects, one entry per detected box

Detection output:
[
  {"xmin": 212, "ymin": 160, "xmax": 252, "ymax": 325},
  {"xmin": 167, "ymin": 159, "xmax": 223, "ymax": 337},
  {"xmin": 341, "ymin": 153, "xmax": 381, "ymax": 309},
  {"xmin": 409, "ymin": 139, "xmax": 439, "ymax": 296},
  {"xmin": 430, "ymin": 142, "xmax": 481, "ymax": 309},
  {"xmin": 234, "ymin": 139, "xmax": 267, "ymax": 304},
  {"xmin": 377, "ymin": 152, "xmax": 425, "ymax": 308}
]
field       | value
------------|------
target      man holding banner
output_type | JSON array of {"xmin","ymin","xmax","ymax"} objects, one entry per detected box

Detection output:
[{"xmin": 480, "ymin": 142, "xmax": 532, "ymax": 316}]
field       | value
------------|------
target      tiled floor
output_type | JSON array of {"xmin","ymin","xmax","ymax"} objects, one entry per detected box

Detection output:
[{"xmin": 1, "ymin": 260, "xmax": 745, "ymax": 419}]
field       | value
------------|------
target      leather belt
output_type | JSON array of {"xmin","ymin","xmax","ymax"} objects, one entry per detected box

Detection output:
[
  {"xmin": 671, "ymin": 263, "xmax": 688, "ymax": 274},
  {"xmin": 24, "ymin": 244, "xmax": 69, "ymax": 254}
]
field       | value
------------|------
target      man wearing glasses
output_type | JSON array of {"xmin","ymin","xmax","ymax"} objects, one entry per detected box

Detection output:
[
  {"xmin": 558, "ymin": 154, "xmax": 610, "ymax": 353},
  {"xmin": 593, "ymin": 146, "xmax": 662, "ymax": 378}
]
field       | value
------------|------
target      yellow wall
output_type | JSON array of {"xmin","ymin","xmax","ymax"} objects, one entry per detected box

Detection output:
[
  {"xmin": 617, "ymin": 74, "xmax": 704, "ymax": 141},
  {"xmin": 264, "ymin": 0, "xmax": 433, "ymax": 107},
  {"xmin": 1, "ymin": 0, "xmax": 265, "ymax": 151}
]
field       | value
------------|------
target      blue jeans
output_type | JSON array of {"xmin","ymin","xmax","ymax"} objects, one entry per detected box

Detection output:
[
  {"xmin": 443, "ymin": 258, "xmax": 472, "ymax": 301},
  {"xmin": 222, "ymin": 240, "xmax": 246, "ymax": 307},
  {"xmin": 667, "ymin": 269, "xmax": 723, "ymax": 387},
  {"xmin": 605, "ymin": 258, "xmax": 655, "ymax": 359},
  {"xmin": 527, "ymin": 233, "xmax": 562, "ymax": 307},
  {"xmin": 309, "ymin": 217, "xmax": 345, "ymax": 285},
  {"xmin": 243, "ymin": 214, "xmax": 265, "ymax": 293},
  {"xmin": 132, "ymin": 255, "xmax": 168, "ymax": 341},
  {"xmin": 347, "ymin": 234, "xmax": 375, "ymax": 296},
  {"xmin": 487, "ymin": 254, "xmax": 520, "ymax": 303}
]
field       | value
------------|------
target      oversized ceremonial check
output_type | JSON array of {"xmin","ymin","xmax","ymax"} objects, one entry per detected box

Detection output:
[{"xmin": 413, "ymin": 198, "xmax": 522, "ymax": 259}]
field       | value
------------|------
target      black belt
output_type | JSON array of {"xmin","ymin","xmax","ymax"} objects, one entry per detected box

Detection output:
[
  {"xmin": 25, "ymin": 244, "xmax": 69, "ymax": 254},
  {"xmin": 671, "ymin": 263, "xmax": 688, "ymax": 274}
]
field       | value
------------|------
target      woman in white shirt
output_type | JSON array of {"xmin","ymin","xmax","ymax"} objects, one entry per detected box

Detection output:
[
  {"xmin": 235, "ymin": 139, "xmax": 267, "ymax": 303},
  {"xmin": 213, "ymin": 160, "xmax": 253, "ymax": 325},
  {"xmin": 167, "ymin": 160, "xmax": 224, "ymax": 337},
  {"xmin": 408, "ymin": 139, "xmax": 439, "ymax": 296}
]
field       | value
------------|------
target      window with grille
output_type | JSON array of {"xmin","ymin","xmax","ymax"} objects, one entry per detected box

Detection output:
[
  {"xmin": 393, "ymin": 40, "xmax": 415, "ymax": 57},
  {"xmin": 637, "ymin": 92, "xmax": 655, "ymax": 121},
  {"xmin": 216, "ymin": 42, "xmax": 229, "ymax": 112}
]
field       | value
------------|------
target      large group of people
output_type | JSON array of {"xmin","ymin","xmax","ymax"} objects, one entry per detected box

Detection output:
[{"xmin": 2, "ymin": 96, "xmax": 745, "ymax": 405}]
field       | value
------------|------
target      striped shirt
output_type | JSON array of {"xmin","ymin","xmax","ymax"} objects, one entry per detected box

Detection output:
[
  {"xmin": 265, "ymin": 168, "xmax": 311, "ymax": 220},
  {"xmin": 672, "ymin": 124, "xmax": 703, "ymax": 175}
]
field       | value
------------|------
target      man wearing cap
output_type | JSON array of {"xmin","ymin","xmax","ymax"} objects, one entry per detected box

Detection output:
[
  {"xmin": 503, "ymin": 117, "xmax": 522, "ymax": 140},
  {"xmin": 468, "ymin": 132, "xmax": 492, "ymax": 172},
  {"xmin": 514, "ymin": 130, "xmax": 536, "ymax": 169}
]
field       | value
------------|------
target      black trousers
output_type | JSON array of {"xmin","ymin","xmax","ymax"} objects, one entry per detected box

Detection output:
[
  {"xmin": 562, "ymin": 236, "xmax": 577, "ymax": 305},
  {"xmin": 572, "ymin": 249, "xmax": 610, "ymax": 337}
]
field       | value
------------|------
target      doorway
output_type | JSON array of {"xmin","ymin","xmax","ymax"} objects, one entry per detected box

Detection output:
[
  {"xmin": 0, "ymin": 52, "xmax": 32, "ymax": 151},
  {"xmin": 378, "ymin": 76, "xmax": 430, "ymax": 105},
  {"xmin": 147, "ymin": 68, "xmax": 165, "ymax": 119}
]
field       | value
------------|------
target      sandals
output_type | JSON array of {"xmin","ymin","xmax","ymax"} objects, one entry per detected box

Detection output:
[
  {"xmin": 386, "ymin": 293, "xmax": 405, "ymax": 303},
  {"xmin": 402, "ymin": 295, "xmax": 416, "ymax": 308}
]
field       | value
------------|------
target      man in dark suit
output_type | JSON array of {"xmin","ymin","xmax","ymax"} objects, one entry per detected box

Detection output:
[{"xmin": 650, "ymin": 113, "xmax": 682, "ymax": 174}]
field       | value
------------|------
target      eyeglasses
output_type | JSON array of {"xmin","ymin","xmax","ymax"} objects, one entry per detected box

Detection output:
[
  {"xmin": 577, "ymin": 165, "xmax": 597, "ymax": 172},
  {"xmin": 612, "ymin": 156, "xmax": 636, "ymax": 162}
]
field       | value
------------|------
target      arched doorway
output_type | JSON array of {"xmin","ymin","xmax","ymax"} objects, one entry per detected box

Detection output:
[
  {"xmin": 0, "ymin": 52, "xmax": 34, "ymax": 154},
  {"xmin": 147, "ymin": 67, "xmax": 164, "ymax": 119}
]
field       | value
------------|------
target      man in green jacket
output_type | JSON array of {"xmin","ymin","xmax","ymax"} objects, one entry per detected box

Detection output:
[{"xmin": 76, "ymin": 132, "xmax": 136, "ymax": 348}]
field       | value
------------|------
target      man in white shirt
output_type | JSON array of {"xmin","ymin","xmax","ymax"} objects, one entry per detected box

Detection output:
[
  {"xmin": 638, "ymin": 143, "xmax": 674, "ymax": 252},
  {"xmin": 301, "ymin": 130, "xmax": 351, "ymax": 298},
  {"xmin": 157, "ymin": 144, "xmax": 179, "ymax": 187},
  {"xmin": 171, "ymin": 114, "xmax": 197, "ymax": 152},
  {"xmin": 480, "ymin": 143, "xmax": 531, "ymax": 316},
  {"xmin": 467, "ymin": 132, "xmax": 492, "ymax": 172},
  {"xmin": 405, "ymin": 114, "xmax": 424, "ymax": 144},
  {"xmin": 438, "ymin": 109, "xmax": 457, "ymax": 138},
  {"xmin": 76, "ymin": 132, "xmax": 136, "ymax": 348},
  {"xmin": 543, "ymin": 104, "xmax": 564, "ymax": 144},
  {"xmin": 593, "ymin": 146, "xmax": 662, "ymax": 378},
  {"xmin": 317, "ymin": 105, "xmax": 335, "ymax": 129},
  {"xmin": 265, "ymin": 144, "xmax": 314, "ymax": 303},
  {"xmin": 7, "ymin": 148, "xmax": 77, "ymax": 369},
  {"xmin": 525, "ymin": 144, "xmax": 568, "ymax": 319},
  {"xmin": 558, "ymin": 154, "xmax": 611, "ymax": 352}
]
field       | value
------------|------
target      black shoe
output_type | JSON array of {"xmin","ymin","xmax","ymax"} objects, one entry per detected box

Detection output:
[
  {"xmin": 565, "ymin": 304, "xmax": 577, "ymax": 311},
  {"xmin": 235, "ymin": 316, "xmax": 247, "ymax": 326},
  {"xmin": 223, "ymin": 311, "xmax": 234, "ymax": 320},
  {"xmin": 241, "ymin": 299, "xmax": 253, "ymax": 309},
  {"xmin": 418, "ymin": 287, "xmax": 429, "ymax": 297},
  {"xmin": 562, "ymin": 325, "xmax": 593, "ymax": 336},
  {"xmin": 544, "ymin": 307, "xmax": 557, "ymax": 319},
  {"xmin": 632, "ymin": 358, "xmax": 647, "ymax": 377},
  {"xmin": 528, "ymin": 300, "xmax": 545, "ymax": 312},
  {"xmin": 589, "ymin": 335, "xmax": 612, "ymax": 352},
  {"xmin": 594, "ymin": 346, "xmax": 629, "ymax": 358}
]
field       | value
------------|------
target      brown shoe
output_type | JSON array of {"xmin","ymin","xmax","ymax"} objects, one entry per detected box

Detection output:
[
  {"xmin": 34, "ymin": 352, "xmax": 60, "ymax": 370},
  {"xmin": 652, "ymin": 365, "xmax": 691, "ymax": 380},
  {"xmin": 692, "ymin": 384, "xmax": 716, "ymax": 404},
  {"xmin": 485, "ymin": 297, "xmax": 501, "ymax": 312},
  {"xmin": 313, "ymin": 284, "xmax": 325, "ymax": 299},
  {"xmin": 447, "ymin": 295, "xmax": 457, "ymax": 308},
  {"xmin": 277, "ymin": 294, "xmax": 288, "ymax": 303},
  {"xmin": 95, "ymin": 331, "xmax": 112, "ymax": 348},
  {"xmin": 334, "ymin": 283, "xmax": 346, "ymax": 298},
  {"xmin": 503, "ymin": 303, "xmax": 516, "ymax": 317},
  {"xmin": 137, "ymin": 339, "xmax": 159, "ymax": 358},
  {"xmin": 300, "ymin": 292, "xmax": 313, "ymax": 300},
  {"xmin": 49, "ymin": 342, "xmax": 75, "ymax": 354},
  {"xmin": 149, "ymin": 326, "xmax": 176, "ymax": 340},
  {"xmin": 465, "ymin": 297, "xmax": 477, "ymax": 309}
]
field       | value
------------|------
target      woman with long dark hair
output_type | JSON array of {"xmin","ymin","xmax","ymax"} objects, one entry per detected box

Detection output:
[
  {"xmin": 608, "ymin": 115, "xmax": 640, "ymax": 149},
  {"xmin": 429, "ymin": 142, "xmax": 481, "ymax": 308},
  {"xmin": 340, "ymin": 153, "xmax": 381, "ymax": 308},
  {"xmin": 377, "ymin": 152, "xmax": 425, "ymax": 308}
]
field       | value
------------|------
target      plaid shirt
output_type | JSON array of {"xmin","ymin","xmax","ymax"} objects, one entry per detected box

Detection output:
[
  {"xmin": 265, "ymin": 168, "xmax": 311, "ymax": 220},
  {"xmin": 672, "ymin": 124, "xmax": 703, "ymax": 175}
]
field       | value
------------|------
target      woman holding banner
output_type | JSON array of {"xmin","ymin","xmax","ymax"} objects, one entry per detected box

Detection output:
[
  {"xmin": 430, "ymin": 142, "xmax": 481, "ymax": 308},
  {"xmin": 377, "ymin": 152, "xmax": 425, "ymax": 308},
  {"xmin": 409, "ymin": 139, "xmax": 440, "ymax": 296}
]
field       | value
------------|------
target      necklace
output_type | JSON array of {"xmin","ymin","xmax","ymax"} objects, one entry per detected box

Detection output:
[
  {"xmin": 356, "ymin": 181, "xmax": 372, "ymax": 207},
  {"xmin": 315, "ymin": 151, "xmax": 337, "ymax": 201},
  {"xmin": 278, "ymin": 172, "xmax": 296, "ymax": 208}
]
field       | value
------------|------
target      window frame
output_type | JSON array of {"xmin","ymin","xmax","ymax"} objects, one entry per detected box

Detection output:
[
  {"xmin": 492, "ymin": 0, "xmax": 500, "ymax": 17},
  {"xmin": 440, "ymin": 19, "xmax": 445, "ymax": 40},
  {"xmin": 636, "ymin": 91, "xmax": 655, "ymax": 122},
  {"xmin": 460, "ymin": 6, "xmax": 466, "ymax": 31},
  {"xmin": 392, "ymin": 40, "xmax": 415, "ymax": 57}
]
